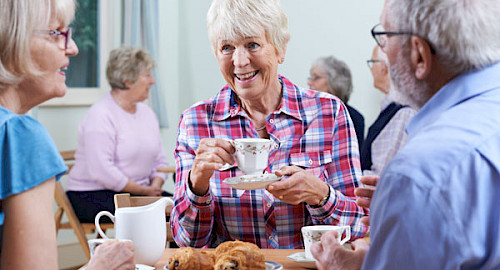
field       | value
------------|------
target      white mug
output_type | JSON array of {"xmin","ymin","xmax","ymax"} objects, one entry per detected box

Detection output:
[
  {"xmin": 232, "ymin": 138, "xmax": 272, "ymax": 175},
  {"xmin": 94, "ymin": 197, "xmax": 173, "ymax": 266},
  {"xmin": 301, "ymin": 225, "xmax": 351, "ymax": 260}
]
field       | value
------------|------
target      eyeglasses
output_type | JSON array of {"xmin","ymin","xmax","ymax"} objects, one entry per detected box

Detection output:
[
  {"xmin": 366, "ymin": 59, "xmax": 384, "ymax": 68},
  {"xmin": 307, "ymin": 75, "xmax": 325, "ymax": 81},
  {"xmin": 371, "ymin": 23, "xmax": 436, "ymax": 54},
  {"xmin": 34, "ymin": 27, "xmax": 72, "ymax": 50}
]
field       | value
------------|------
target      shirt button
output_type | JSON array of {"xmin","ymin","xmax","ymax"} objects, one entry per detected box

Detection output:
[
  {"xmin": 274, "ymin": 144, "xmax": 278, "ymax": 149},
  {"xmin": 267, "ymin": 203, "xmax": 271, "ymax": 207},
  {"xmin": 270, "ymin": 119, "xmax": 274, "ymax": 124},
  {"xmin": 308, "ymin": 159, "xmax": 313, "ymax": 165},
  {"xmin": 269, "ymin": 236, "xmax": 274, "ymax": 240},
  {"xmin": 206, "ymin": 199, "xmax": 211, "ymax": 203}
]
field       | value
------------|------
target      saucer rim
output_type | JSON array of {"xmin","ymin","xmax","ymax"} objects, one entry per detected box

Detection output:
[
  {"xmin": 223, "ymin": 174, "xmax": 282, "ymax": 190},
  {"xmin": 287, "ymin": 251, "xmax": 317, "ymax": 262}
]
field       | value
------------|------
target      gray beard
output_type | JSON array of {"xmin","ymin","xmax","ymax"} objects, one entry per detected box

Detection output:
[{"xmin": 388, "ymin": 49, "xmax": 430, "ymax": 110}]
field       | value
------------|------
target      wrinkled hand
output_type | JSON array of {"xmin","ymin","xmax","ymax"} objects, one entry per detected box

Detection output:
[
  {"xmin": 311, "ymin": 230, "xmax": 368, "ymax": 270},
  {"xmin": 267, "ymin": 166, "xmax": 329, "ymax": 205},
  {"xmin": 86, "ymin": 240, "xmax": 135, "ymax": 270},
  {"xmin": 354, "ymin": 175, "xmax": 379, "ymax": 226},
  {"xmin": 150, "ymin": 176, "xmax": 164, "ymax": 189},
  {"xmin": 143, "ymin": 185, "xmax": 163, "ymax": 196},
  {"xmin": 190, "ymin": 138, "xmax": 235, "ymax": 195}
]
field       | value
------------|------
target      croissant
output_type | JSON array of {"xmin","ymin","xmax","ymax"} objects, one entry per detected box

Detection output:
[
  {"xmin": 168, "ymin": 247, "xmax": 215, "ymax": 270},
  {"xmin": 214, "ymin": 241, "xmax": 266, "ymax": 270}
]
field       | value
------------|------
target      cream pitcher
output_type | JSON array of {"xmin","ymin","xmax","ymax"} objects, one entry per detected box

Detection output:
[{"xmin": 95, "ymin": 197, "xmax": 174, "ymax": 266}]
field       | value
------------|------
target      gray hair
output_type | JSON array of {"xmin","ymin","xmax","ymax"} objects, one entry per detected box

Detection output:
[
  {"xmin": 206, "ymin": 0, "xmax": 290, "ymax": 56},
  {"xmin": 106, "ymin": 46, "xmax": 155, "ymax": 90},
  {"xmin": 312, "ymin": 56, "xmax": 353, "ymax": 103},
  {"xmin": 386, "ymin": 0, "xmax": 500, "ymax": 75},
  {"xmin": 0, "ymin": 0, "xmax": 76, "ymax": 90}
]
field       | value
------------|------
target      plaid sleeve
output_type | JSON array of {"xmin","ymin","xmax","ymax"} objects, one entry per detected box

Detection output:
[{"xmin": 170, "ymin": 109, "xmax": 216, "ymax": 247}]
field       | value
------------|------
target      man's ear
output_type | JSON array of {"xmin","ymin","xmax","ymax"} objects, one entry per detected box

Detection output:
[{"xmin": 410, "ymin": 36, "xmax": 433, "ymax": 79}]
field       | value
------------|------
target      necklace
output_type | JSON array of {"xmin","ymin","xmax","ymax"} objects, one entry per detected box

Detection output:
[{"xmin": 255, "ymin": 125, "xmax": 266, "ymax": 131}]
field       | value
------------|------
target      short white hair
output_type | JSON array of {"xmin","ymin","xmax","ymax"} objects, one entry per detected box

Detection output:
[
  {"xmin": 386, "ymin": 0, "xmax": 500, "ymax": 75},
  {"xmin": 206, "ymin": 0, "xmax": 290, "ymax": 56}
]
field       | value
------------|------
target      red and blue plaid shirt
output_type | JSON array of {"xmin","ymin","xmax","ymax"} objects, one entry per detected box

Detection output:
[{"xmin": 171, "ymin": 75, "xmax": 369, "ymax": 248}]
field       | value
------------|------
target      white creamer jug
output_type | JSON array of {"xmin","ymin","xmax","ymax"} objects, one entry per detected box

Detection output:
[{"xmin": 95, "ymin": 197, "xmax": 174, "ymax": 265}]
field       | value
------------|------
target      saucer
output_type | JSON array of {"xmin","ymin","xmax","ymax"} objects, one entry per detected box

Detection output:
[
  {"xmin": 223, "ymin": 174, "xmax": 282, "ymax": 190},
  {"xmin": 266, "ymin": 260, "xmax": 283, "ymax": 270},
  {"xmin": 287, "ymin": 252, "xmax": 316, "ymax": 262},
  {"xmin": 82, "ymin": 264, "xmax": 153, "ymax": 270}
]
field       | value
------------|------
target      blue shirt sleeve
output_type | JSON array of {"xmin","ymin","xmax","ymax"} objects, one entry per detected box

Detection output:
[{"xmin": 0, "ymin": 113, "xmax": 67, "ymax": 200}]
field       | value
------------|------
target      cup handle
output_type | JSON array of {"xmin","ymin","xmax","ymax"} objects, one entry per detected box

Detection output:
[
  {"xmin": 94, "ymin": 211, "xmax": 114, "ymax": 239},
  {"xmin": 339, "ymin": 226, "xmax": 351, "ymax": 245}
]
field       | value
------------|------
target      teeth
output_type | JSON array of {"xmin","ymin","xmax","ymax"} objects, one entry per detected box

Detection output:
[{"xmin": 236, "ymin": 71, "xmax": 257, "ymax": 80}]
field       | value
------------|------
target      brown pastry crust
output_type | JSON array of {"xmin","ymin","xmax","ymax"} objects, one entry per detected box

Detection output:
[
  {"xmin": 214, "ymin": 241, "xmax": 266, "ymax": 270},
  {"xmin": 168, "ymin": 247, "xmax": 215, "ymax": 270}
]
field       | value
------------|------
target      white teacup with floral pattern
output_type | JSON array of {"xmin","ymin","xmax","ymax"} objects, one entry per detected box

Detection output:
[
  {"xmin": 301, "ymin": 225, "xmax": 351, "ymax": 260},
  {"xmin": 233, "ymin": 138, "xmax": 272, "ymax": 175}
]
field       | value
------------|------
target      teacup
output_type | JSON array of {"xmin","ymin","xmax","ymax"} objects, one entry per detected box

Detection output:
[
  {"xmin": 232, "ymin": 138, "xmax": 272, "ymax": 175},
  {"xmin": 88, "ymin": 238, "xmax": 132, "ymax": 257},
  {"xmin": 301, "ymin": 225, "xmax": 351, "ymax": 260}
]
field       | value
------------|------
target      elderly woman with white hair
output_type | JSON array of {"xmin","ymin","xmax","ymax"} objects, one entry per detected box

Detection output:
[
  {"xmin": 308, "ymin": 55, "xmax": 365, "ymax": 152},
  {"xmin": 171, "ymin": 0, "xmax": 368, "ymax": 249},
  {"xmin": 66, "ymin": 46, "xmax": 171, "ymax": 224},
  {"xmin": 0, "ymin": 0, "xmax": 134, "ymax": 268}
]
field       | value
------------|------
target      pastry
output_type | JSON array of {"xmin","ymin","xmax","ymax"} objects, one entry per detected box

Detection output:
[
  {"xmin": 214, "ymin": 241, "xmax": 266, "ymax": 270},
  {"xmin": 168, "ymin": 247, "xmax": 215, "ymax": 270}
]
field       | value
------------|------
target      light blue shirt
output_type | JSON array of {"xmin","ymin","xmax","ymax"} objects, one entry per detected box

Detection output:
[
  {"xmin": 0, "ymin": 107, "xmax": 67, "ymax": 247},
  {"xmin": 363, "ymin": 62, "xmax": 500, "ymax": 270}
]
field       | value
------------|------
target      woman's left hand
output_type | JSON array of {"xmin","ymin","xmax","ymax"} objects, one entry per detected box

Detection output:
[{"xmin": 267, "ymin": 166, "xmax": 330, "ymax": 206}]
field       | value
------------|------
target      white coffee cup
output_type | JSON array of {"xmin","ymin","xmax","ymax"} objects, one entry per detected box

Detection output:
[
  {"xmin": 301, "ymin": 225, "xmax": 351, "ymax": 260},
  {"xmin": 232, "ymin": 138, "xmax": 272, "ymax": 175},
  {"xmin": 88, "ymin": 238, "xmax": 132, "ymax": 257}
]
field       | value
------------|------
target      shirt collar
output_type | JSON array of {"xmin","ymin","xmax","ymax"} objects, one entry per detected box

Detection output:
[
  {"xmin": 407, "ymin": 61, "xmax": 500, "ymax": 137},
  {"xmin": 212, "ymin": 75, "xmax": 304, "ymax": 122}
]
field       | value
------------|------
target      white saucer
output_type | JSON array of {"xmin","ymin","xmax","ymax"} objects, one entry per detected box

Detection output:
[
  {"xmin": 287, "ymin": 252, "xmax": 316, "ymax": 262},
  {"xmin": 82, "ymin": 264, "xmax": 154, "ymax": 270},
  {"xmin": 266, "ymin": 260, "xmax": 283, "ymax": 270},
  {"xmin": 223, "ymin": 174, "xmax": 282, "ymax": 190}
]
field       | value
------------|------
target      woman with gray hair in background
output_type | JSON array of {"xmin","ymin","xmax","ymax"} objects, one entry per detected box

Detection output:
[
  {"xmin": 171, "ymin": 0, "xmax": 368, "ymax": 251},
  {"xmin": 66, "ymin": 46, "xmax": 171, "ymax": 224},
  {"xmin": 0, "ymin": 0, "xmax": 134, "ymax": 268},
  {"xmin": 308, "ymin": 55, "xmax": 365, "ymax": 150}
]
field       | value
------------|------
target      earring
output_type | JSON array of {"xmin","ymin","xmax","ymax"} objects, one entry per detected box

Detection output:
[{"xmin": 280, "ymin": 58, "xmax": 285, "ymax": 63}]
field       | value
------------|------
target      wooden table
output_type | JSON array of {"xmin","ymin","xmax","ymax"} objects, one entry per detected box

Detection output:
[
  {"xmin": 157, "ymin": 166, "xmax": 176, "ymax": 173},
  {"xmin": 154, "ymin": 248, "xmax": 317, "ymax": 269}
]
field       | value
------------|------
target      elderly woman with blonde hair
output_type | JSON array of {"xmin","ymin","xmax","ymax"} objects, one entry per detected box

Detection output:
[
  {"xmin": 0, "ymin": 0, "xmax": 134, "ymax": 269},
  {"xmin": 171, "ymin": 0, "xmax": 368, "ymax": 249},
  {"xmin": 66, "ymin": 46, "xmax": 171, "ymax": 224}
]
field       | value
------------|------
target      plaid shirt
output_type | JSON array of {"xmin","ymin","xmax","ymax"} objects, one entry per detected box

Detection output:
[{"xmin": 171, "ymin": 75, "xmax": 369, "ymax": 248}]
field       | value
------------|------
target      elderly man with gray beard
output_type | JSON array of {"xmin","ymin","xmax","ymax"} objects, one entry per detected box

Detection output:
[{"xmin": 310, "ymin": 0, "xmax": 500, "ymax": 269}]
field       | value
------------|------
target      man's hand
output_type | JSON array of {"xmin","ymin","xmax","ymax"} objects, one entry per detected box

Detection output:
[
  {"xmin": 311, "ymin": 230, "xmax": 368, "ymax": 270},
  {"xmin": 354, "ymin": 175, "xmax": 379, "ymax": 226}
]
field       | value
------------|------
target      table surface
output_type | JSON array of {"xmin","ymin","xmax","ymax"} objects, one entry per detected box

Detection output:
[{"xmin": 154, "ymin": 248, "xmax": 317, "ymax": 270}]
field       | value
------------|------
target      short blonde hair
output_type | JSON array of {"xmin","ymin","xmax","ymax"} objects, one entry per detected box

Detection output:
[
  {"xmin": 0, "ymin": 0, "xmax": 76, "ymax": 90},
  {"xmin": 106, "ymin": 46, "xmax": 155, "ymax": 90},
  {"xmin": 206, "ymin": 0, "xmax": 290, "ymax": 56}
]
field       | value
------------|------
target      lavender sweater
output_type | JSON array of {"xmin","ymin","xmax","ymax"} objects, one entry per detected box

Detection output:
[{"xmin": 67, "ymin": 93, "xmax": 168, "ymax": 191}]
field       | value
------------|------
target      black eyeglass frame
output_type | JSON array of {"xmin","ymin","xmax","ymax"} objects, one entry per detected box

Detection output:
[
  {"xmin": 371, "ymin": 24, "xmax": 436, "ymax": 54},
  {"xmin": 34, "ymin": 27, "xmax": 72, "ymax": 50},
  {"xmin": 366, "ymin": 59, "xmax": 384, "ymax": 68}
]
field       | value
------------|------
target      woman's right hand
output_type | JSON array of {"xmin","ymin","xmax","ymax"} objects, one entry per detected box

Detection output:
[{"xmin": 190, "ymin": 138, "xmax": 235, "ymax": 195}]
